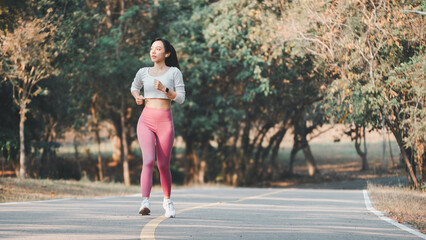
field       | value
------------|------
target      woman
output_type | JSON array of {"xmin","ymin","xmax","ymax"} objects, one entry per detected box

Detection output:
[{"xmin": 130, "ymin": 38, "xmax": 185, "ymax": 218}]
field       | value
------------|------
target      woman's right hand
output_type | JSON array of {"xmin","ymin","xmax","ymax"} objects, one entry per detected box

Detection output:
[{"xmin": 135, "ymin": 95, "xmax": 145, "ymax": 105}]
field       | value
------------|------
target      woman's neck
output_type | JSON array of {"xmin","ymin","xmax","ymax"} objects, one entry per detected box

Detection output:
[{"xmin": 153, "ymin": 62, "xmax": 167, "ymax": 70}]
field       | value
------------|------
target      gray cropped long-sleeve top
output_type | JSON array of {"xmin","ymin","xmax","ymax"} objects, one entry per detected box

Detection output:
[{"xmin": 130, "ymin": 67, "xmax": 185, "ymax": 104}]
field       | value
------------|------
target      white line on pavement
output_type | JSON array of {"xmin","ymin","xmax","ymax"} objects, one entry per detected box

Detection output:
[
  {"xmin": 140, "ymin": 202, "xmax": 222, "ymax": 239},
  {"xmin": 233, "ymin": 188, "xmax": 290, "ymax": 203},
  {"xmin": 139, "ymin": 188, "xmax": 290, "ymax": 240},
  {"xmin": 362, "ymin": 189, "xmax": 426, "ymax": 240}
]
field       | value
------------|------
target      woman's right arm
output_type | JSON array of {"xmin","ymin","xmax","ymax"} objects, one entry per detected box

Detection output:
[
  {"xmin": 131, "ymin": 90, "xmax": 141, "ymax": 99},
  {"xmin": 130, "ymin": 69, "xmax": 145, "ymax": 105},
  {"xmin": 132, "ymin": 90, "xmax": 144, "ymax": 105}
]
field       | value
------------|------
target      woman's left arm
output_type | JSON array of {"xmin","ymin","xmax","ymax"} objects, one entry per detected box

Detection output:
[
  {"xmin": 171, "ymin": 69, "xmax": 185, "ymax": 104},
  {"xmin": 153, "ymin": 69, "xmax": 185, "ymax": 104},
  {"xmin": 154, "ymin": 80, "xmax": 177, "ymax": 99}
]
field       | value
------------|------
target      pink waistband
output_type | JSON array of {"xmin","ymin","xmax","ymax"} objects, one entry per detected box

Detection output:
[
  {"xmin": 142, "ymin": 107, "xmax": 172, "ymax": 121},
  {"xmin": 143, "ymin": 106, "xmax": 172, "ymax": 112}
]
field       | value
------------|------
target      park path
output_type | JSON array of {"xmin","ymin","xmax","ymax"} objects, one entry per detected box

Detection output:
[{"xmin": 0, "ymin": 187, "xmax": 424, "ymax": 240}]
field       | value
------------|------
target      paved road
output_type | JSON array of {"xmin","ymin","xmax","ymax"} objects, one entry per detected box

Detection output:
[{"xmin": 0, "ymin": 187, "xmax": 424, "ymax": 240}]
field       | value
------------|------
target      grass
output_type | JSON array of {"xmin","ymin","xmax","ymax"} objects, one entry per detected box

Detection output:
[
  {"xmin": 279, "ymin": 141, "xmax": 401, "ymax": 172},
  {"xmin": 0, "ymin": 177, "xmax": 142, "ymax": 203},
  {"xmin": 0, "ymin": 177, "xmax": 226, "ymax": 204},
  {"xmin": 367, "ymin": 183, "xmax": 426, "ymax": 234}
]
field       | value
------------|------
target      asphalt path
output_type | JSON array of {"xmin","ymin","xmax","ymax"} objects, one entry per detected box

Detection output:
[{"xmin": 0, "ymin": 187, "xmax": 424, "ymax": 240}]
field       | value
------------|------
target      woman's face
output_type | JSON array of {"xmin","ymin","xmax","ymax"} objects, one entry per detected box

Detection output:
[{"xmin": 150, "ymin": 41, "xmax": 168, "ymax": 63}]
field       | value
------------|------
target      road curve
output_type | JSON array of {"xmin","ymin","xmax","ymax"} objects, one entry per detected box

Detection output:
[{"xmin": 0, "ymin": 187, "xmax": 424, "ymax": 240}]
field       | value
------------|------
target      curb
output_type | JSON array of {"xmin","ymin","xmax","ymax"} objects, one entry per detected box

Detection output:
[{"xmin": 363, "ymin": 189, "xmax": 426, "ymax": 239}]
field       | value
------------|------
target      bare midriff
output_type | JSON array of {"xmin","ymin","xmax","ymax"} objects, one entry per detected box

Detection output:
[{"xmin": 145, "ymin": 98, "xmax": 171, "ymax": 110}]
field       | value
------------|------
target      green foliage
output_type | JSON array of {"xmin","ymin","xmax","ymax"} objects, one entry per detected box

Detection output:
[
  {"xmin": 386, "ymin": 51, "xmax": 425, "ymax": 148},
  {"xmin": 0, "ymin": 89, "xmax": 19, "ymax": 161},
  {"xmin": 1, "ymin": 0, "xmax": 423, "ymax": 184},
  {"xmin": 0, "ymin": 0, "xmax": 28, "ymax": 32},
  {"xmin": 119, "ymin": 6, "xmax": 140, "ymax": 21},
  {"xmin": 285, "ymin": 0, "xmax": 424, "ymax": 185},
  {"xmin": 0, "ymin": 137, "xmax": 18, "ymax": 162},
  {"xmin": 202, "ymin": 0, "xmax": 278, "ymax": 98}
]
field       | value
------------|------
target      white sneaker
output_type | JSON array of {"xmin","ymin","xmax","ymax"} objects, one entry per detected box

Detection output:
[
  {"xmin": 139, "ymin": 199, "xmax": 151, "ymax": 215},
  {"xmin": 163, "ymin": 199, "xmax": 176, "ymax": 218}
]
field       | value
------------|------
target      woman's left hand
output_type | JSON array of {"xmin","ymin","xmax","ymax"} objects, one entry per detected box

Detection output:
[{"xmin": 154, "ymin": 79, "xmax": 166, "ymax": 92}]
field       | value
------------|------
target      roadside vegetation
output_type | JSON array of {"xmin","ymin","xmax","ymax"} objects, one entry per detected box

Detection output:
[
  {"xmin": 0, "ymin": 177, "xmax": 141, "ymax": 203},
  {"xmin": 1, "ymin": 0, "xmax": 424, "ymax": 188},
  {"xmin": 367, "ymin": 183, "xmax": 425, "ymax": 234}
]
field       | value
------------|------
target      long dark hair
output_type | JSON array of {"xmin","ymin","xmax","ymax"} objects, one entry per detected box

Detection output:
[{"xmin": 151, "ymin": 38, "xmax": 180, "ymax": 70}]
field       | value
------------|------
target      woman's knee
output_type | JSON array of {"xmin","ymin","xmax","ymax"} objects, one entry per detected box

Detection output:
[
  {"xmin": 143, "ymin": 158, "xmax": 155, "ymax": 169},
  {"xmin": 157, "ymin": 160, "xmax": 170, "ymax": 173}
]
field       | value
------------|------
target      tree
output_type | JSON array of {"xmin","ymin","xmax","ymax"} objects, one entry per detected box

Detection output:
[
  {"xmin": 162, "ymin": 0, "xmax": 334, "ymax": 185},
  {"xmin": 280, "ymin": 0, "xmax": 424, "ymax": 187},
  {"xmin": 165, "ymin": 0, "xmax": 223, "ymax": 185},
  {"xmin": 94, "ymin": 0, "xmax": 154, "ymax": 186},
  {"xmin": 48, "ymin": 0, "xmax": 155, "ymax": 184},
  {"xmin": 170, "ymin": 0, "xmax": 331, "ymax": 185},
  {"xmin": 190, "ymin": 0, "xmax": 284, "ymax": 185},
  {"xmin": 325, "ymin": 80, "xmax": 375, "ymax": 171},
  {"xmin": 386, "ymin": 52, "xmax": 425, "ymax": 186},
  {"xmin": 0, "ymin": 16, "xmax": 56, "ymax": 179}
]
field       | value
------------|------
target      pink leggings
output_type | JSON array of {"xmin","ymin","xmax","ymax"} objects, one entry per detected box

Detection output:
[{"xmin": 137, "ymin": 107, "xmax": 174, "ymax": 198}]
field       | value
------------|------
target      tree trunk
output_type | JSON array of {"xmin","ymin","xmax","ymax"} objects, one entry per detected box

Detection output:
[
  {"xmin": 1, "ymin": 155, "xmax": 5, "ymax": 178},
  {"xmin": 362, "ymin": 126, "xmax": 368, "ymax": 170},
  {"xmin": 240, "ymin": 119, "xmax": 252, "ymax": 182},
  {"xmin": 120, "ymin": 96, "xmax": 130, "ymax": 186},
  {"xmin": 269, "ymin": 127, "xmax": 287, "ymax": 169},
  {"xmin": 19, "ymin": 102, "xmax": 26, "ymax": 179},
  {"xmin": 199, "ymin": 161, "xmax": 206, "ymax": 183},
  {"xmin": 387, "ymin": 120, "xmax": 420, "ymax": 188},
  {"xmin": 355, "ymin": 125, "xmax": 369, "ymax": 171},
  {"xmin": 40, "ymin": 128, "xmax": 51, "ymax": 178},
  {"xmin": 387, "ymin": 132, "xmax": 395, "ymax": 167},
  {"xmin": 198, "ymin": 143, "xmax": 209, "ymax": 184},
  {"xmin": 95, "ymin": 131, "xmax": 103, "ymax": 181},
  {"xmin": 302, "ymin": 142, "xmax": 319, "ymax": 177},
  {"xmin": 73, "ymin": 132, "xmax": 82, "ymax": 177},
  {"xmin": 422, "ymin": 151, "xmax": 426, "ymax": 185},
  {"xmin": 423, "ymin": 157, "xmax": 426, "ymax": 185},
  {"xmin": 91, "ymin": 94, "xmax": 103, "ymax": 181},
  {"xmin": 184, "ymin": 138, "xmax": 199, "ymax": 185},
  {"xmin": 268, "ymin": 127, "xmax": 287, "ymax": 180},
  {"xmin": 415, "ymin": 138, "xmax": 425, "ymax": 185},
  {"xmin": 291, "ymin": 111, "xmax": 320, "ymax": 176},
  {"xmin": 402, "ymin": 147, "xmax": 418, "ymax": 187},
  {"xmin": 253, "ymin": 123, "xmax": 272, "ymax": 179},
  {"xmin": 289, "ymin": 141, "xmax": 300, "ymax": 175},
  {"xmin": 241, "ymin": 119, "xmax": 252, "ymax": 157}
]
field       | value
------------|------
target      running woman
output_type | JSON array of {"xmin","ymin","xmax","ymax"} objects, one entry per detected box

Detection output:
[{"xmin": 130, "ymin": 38, "xmax": 185, "ymax": 218}]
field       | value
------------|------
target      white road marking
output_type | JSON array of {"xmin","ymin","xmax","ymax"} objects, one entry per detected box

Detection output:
[
  {"xmin": 363, "ymin": 189, "xmax": 426, "ymax": 239},
  {"xmin": 139, "ymin": 189, "xmax": 290, "ymax": 240},
  {"xmin": 233, "ymin": 188, "xmax": 290, "ymax": 203},
  {"xmin": 140, "ymin": 202, "xmax": 222, "ymax": 239}
]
